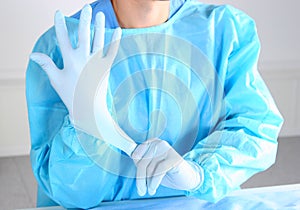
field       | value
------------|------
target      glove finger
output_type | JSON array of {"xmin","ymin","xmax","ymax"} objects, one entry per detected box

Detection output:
[
  {"xmin": 92, "ymin": 12, "xmax": 105, "ymax": 55},
  {"xmin": 148, "ymin": 173, "xmax": 166, "ymax": 196},
  {"xmin": 78, "ymin": 4, "xmax": 92, "ymax": 56},
  {"xmin": 135, "ymin": 157, "xmax": 151, "ymax": 196},
  {"xmin": 146, "ymin": 153, "xmax": 168, "ymax": 196},
  {"xmin": 30, "ymin": 53, "xmax": 60, "ymax": 84},
  {"xmin": 131, "ymin": 142, "xmax": 149, "ymax": 162},
  {"xmin": 134, "ymin": 141, "xmax": 155, "ymax": 196},
  {"xmin": 105, "ymin": 27, "xmax": 122, "ymax": 63},
  {"xmin": 54, "ymin": 10, "xmax": 73, "ymax": 57}
]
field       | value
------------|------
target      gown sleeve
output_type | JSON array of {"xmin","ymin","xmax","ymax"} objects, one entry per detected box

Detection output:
[
  {"xmin": 26, "ymin": 18, "xmax": 123, "ymax": 208},
  {"xmin": 183, "ymin": 5, "xmax": 283, "ymax": 202}
]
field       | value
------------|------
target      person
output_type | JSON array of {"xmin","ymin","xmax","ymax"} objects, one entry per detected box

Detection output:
[{"xmin": 26, "ymin": 0, "xmax": 283, "ymax": 208}]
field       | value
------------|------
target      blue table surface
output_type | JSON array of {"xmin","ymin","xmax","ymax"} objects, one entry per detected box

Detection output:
[
  {"xmin": 23, "ymin": 184, "xmax": 300, "ymax": 210},
  {"xmin": 93, "ymin": 184, "xmax": 300, "ymax": 210}
]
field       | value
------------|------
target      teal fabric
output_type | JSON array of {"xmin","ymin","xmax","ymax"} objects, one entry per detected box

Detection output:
[{"xmin": 26, "ymin": 0, "xmax": 283, "ymax": 208}]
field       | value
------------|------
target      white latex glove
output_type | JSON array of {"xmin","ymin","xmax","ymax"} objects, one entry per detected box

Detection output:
[
  {"xmin": 30, "ymin": 4, "xmax": 121, "ymax": 120},
  {"xmin": 131, "ymin": 138, "xmax": 203, "ymax": 196},
  {"xmin": 30, "ymin": 5, "xmax": 138, "ymax": 156}
]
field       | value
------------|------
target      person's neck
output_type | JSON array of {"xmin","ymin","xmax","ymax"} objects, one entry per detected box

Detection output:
[{"xmin": 111, "ymin": 0, "xmax": 170, "ymax": 28}]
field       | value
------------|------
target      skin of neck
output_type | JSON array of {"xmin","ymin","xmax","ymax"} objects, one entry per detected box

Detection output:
[{"xmin": 111, "ymin": 0, "xmax": 170, "ymax": 28}]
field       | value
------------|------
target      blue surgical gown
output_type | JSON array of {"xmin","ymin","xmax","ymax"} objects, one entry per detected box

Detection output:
[{"xmin": 26, "ymin": 0, "xmax": 283, "ymax": 208}]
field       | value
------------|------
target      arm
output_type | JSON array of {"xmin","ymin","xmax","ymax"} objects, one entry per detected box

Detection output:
[
  {"xmin": 183, "ymin": 6, "xmax": 283, "ymax": 202},
  {"xmin": 26, "ymin": 6, "xmax": 123, "ymax": 208}
]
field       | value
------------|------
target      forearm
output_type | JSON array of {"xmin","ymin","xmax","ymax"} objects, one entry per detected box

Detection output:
[
  {"xmin": 31, "ymin": 116, "xmax": 120, "ymax": 208},
  {"xmin": 184, "ymin": 115, "xmax": 282, "ymax": 202}
]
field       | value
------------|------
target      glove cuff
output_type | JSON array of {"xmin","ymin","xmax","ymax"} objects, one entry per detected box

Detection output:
[{"xmin": 186, "ymin": 160, "xmax": 204, "ymax": 192}]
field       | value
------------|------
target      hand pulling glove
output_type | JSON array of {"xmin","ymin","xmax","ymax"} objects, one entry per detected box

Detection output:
[{"xmin": 131, "ymin": 138, "xmax": 203, "ymax": 196}]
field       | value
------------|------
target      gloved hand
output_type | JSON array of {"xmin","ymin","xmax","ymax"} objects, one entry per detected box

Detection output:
[
  {"xmin": 131, "ymin": 138, "xmax": 203, "ymax": 196},
  {"xmin": 30, "ymin": 5, "xmax": 138, "ymax": 156},
  {"xmin": 30, "ymin": 4, "xmax": 122, "ymax": 121}
]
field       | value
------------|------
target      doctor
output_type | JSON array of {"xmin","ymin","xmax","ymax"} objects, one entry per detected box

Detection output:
[{"xmin": 27, "ymin": 0, "xmax": 283, "ymax": 208}]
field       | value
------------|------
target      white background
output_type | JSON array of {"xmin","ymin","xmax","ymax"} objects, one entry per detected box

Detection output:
[{"xmin": 0, "ymin": 0, "xmax": 299, "ymax": 156}]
